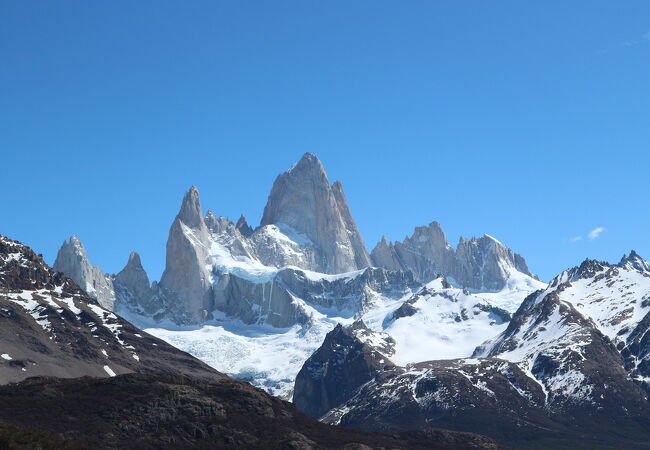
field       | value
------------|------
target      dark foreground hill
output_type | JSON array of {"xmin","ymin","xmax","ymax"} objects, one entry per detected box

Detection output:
[{"xmin": 0, "ymin": 372, "xmax": 498, "ymax": 450}]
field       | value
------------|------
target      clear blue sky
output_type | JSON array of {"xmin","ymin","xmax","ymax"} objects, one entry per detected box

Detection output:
[{"xmin": 1, "ymin": 1, "xmax": 648, "ymax": 282}]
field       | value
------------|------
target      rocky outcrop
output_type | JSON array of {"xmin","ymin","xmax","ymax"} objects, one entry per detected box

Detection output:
[
  {"xmin": 261, "ymin": 153, "xmax": 371, "ymax": 274},
  {"xmin": 294, "ymin": 320, "xmax": 396, "ymax": 418},
  {"xmin": 371, "ymin": 222, "xmax": 537, "ymax": 290},
  {"xmin": 53, "ymin": 236, "xmax": 117, "ymax": 309}
]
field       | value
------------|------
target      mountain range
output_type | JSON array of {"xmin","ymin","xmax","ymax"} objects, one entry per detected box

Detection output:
[
  {"xmin": 0, "ymin": 234, "xmax": 496, "ymax": 449},
  {"xmin": 4, "ymin": 152, "xmax": 648, "ymax": 448}
]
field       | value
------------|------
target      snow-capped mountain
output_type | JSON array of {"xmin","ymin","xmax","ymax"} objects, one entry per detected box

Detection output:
[
  {"xmin": 477, "ymin": 254, "xmax": 650, "ymax": 394},
  {"xmin": 294, "ymin": 253, "xmax": 650, "ymax": 447},
  {"xmin": 51, "ymin": 153, "xmax": 543, "ymax": 399}
]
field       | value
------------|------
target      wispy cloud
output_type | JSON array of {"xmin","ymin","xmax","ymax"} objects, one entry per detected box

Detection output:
[
  {"xmin": 568, "ymin": 227, "xmax": 605, "ymax": 243},
  {"xmin": 620, "ymin": 30, "xmax": 650, "ymax": 47},
  {"xmin": 588, "ymin": 227, "xmax": 606, "ymax": 240}
]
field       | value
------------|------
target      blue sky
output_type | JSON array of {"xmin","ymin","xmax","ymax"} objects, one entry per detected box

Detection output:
[{"xmin": 1, "ymin": 1, "xmax": 648, "ymax": 281}]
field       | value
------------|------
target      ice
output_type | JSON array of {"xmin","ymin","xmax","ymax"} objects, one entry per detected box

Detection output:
[
  {"xmin": 129, "ymin": 270, "xmax": 544, "ymax": 399},
  {"xmin": 136, "ymin": 312, "xmax": 352, "ymax": 399}
]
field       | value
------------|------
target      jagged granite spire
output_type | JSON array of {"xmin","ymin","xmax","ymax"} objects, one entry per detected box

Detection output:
[
  {"xmin": 158, "ymin": 186, "xmax": 213, "ymax": 323},
  {"xmin": 53, "ymin": 236, "xmax": 117, "ymax": 309},
  {"xmin": 235, "ymin": 214, "xmax": 254, "ymax": 237},
  {"xmin": 177, "ymin": 185, "xmax": 203, "ymax": 228},
  {"xmin": 114, "ymin": 251, "xmax": 153, "ymax": 308},
  {"xmin": 260, "ymin": 153, "xmax": 371, "ymax": 274}
]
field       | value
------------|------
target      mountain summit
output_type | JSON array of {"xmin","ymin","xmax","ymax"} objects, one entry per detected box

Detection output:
[{"xmin": 261, "ymin": 153, "xmax": 371, "ymax": 273}]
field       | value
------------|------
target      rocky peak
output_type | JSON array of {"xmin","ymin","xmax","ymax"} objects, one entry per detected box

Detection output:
[
  {"xmin": 289, "ymin": 151, "xmax": 325, "ymax": 175},
  {"xmin": 177, "ymin": 186, "xmax": 203, "ymax": 229},
  {"xmin": 125, "ymin": 251, "xmax": 142, "ymax": 270},
  {"xmin": 158, "ymin": 187, "xmax": 213, "ymax": 324},
  {"xmin": 115, "ymin": 252, "xmax": 149, "ymax": 289},
  {"xmin": 204, "ymin": 210, "xmax": 235, "ymax": 235},
  {"xmin": 260, "ymin": 153, "xmax": 371, "ymax": 274},
  {"xmin": 55, "ymin": 235, "xmax": 86, "ymax": 262},
  {"xmin": 235, "ymin": 215, "xmax": 254, "ymax": 237},
  {"xmin": 293, "ymin": 320, "xmax": 396, "ymax": 418},
  {"xmin": 372, "ymin": 221, "xmax": 537, "ymax": 290},
  {"xmin": 574, "ymin": 258, "xmax": 609, "ymax": 279},
  {"xmin": 619, "ymin": 250, "xmax": 650, "ymax": 272},
  {"xmin": 53, "ymin": 236, "xmax": 116, "ymax": 310}
]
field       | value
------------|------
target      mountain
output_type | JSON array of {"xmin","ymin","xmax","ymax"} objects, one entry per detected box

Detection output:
[
  {"xmin": 477, "ymin": 254, "xmax": 650, "ymax": 396},
  {"xmin": 619, "ymin": 249, "xmax": 650, "ymax": 272},
  {"xmin": 294, "ymin": 253, "xmax": 650, "ymax": 448},
  {"xmin": 50, "ymin": 153, "xmax": 542, "ymax": 401},
  {"xmin": 53, "ymin": 235, "xmax": 118, "ymax": 310},
  {"xmin": 0, "ymin": 234, "xmax": 225, "ymax": 384},
  {"xmin": 157, "ymin": 185, "xmax": 214, "ymax": 323},
  {"xmin": 371, "ymin": 222, "xmax": 538, "ymax": 290},
  {"xmin": 1, "ymin": 235, "xmax": 499, "ymax": 449},
  {"xmin": 53, "ymin": 236, "xmax": 155, "ymax": 315},
  {"xmin": 260, "ymin": 152, "xmax": 372, "ymax": 274}
]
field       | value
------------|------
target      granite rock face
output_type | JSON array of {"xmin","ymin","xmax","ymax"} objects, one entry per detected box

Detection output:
[
  {"xmin": 371, "ymin": 222, "xmax": 536, "ymax": 290},
  {"xmin": 211, "ymin": 267, "xmax": 419, "ymax": 328},
  {"xmin": 158, "ymin": 186, "xmax": 214, "ymax": 323},
  {"xmin": 261, "ymin": 153, "xmax": 372, "ymax": 274},
  {"xmin": 53, "ymin": 236, "xmax": 117, "ymax": 310},
  {"xmin": 113, "ymin": 251, "xmax": 156, "ymax": 315}
]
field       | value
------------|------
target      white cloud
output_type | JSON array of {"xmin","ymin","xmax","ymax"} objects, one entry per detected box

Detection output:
[
  {"xmin": 570, "ymin": 236, "xmax": 583, "ymax": 243},
  {"xmin": 588, "ymin": 227, "xmax": 605, "ymax": 240}
]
